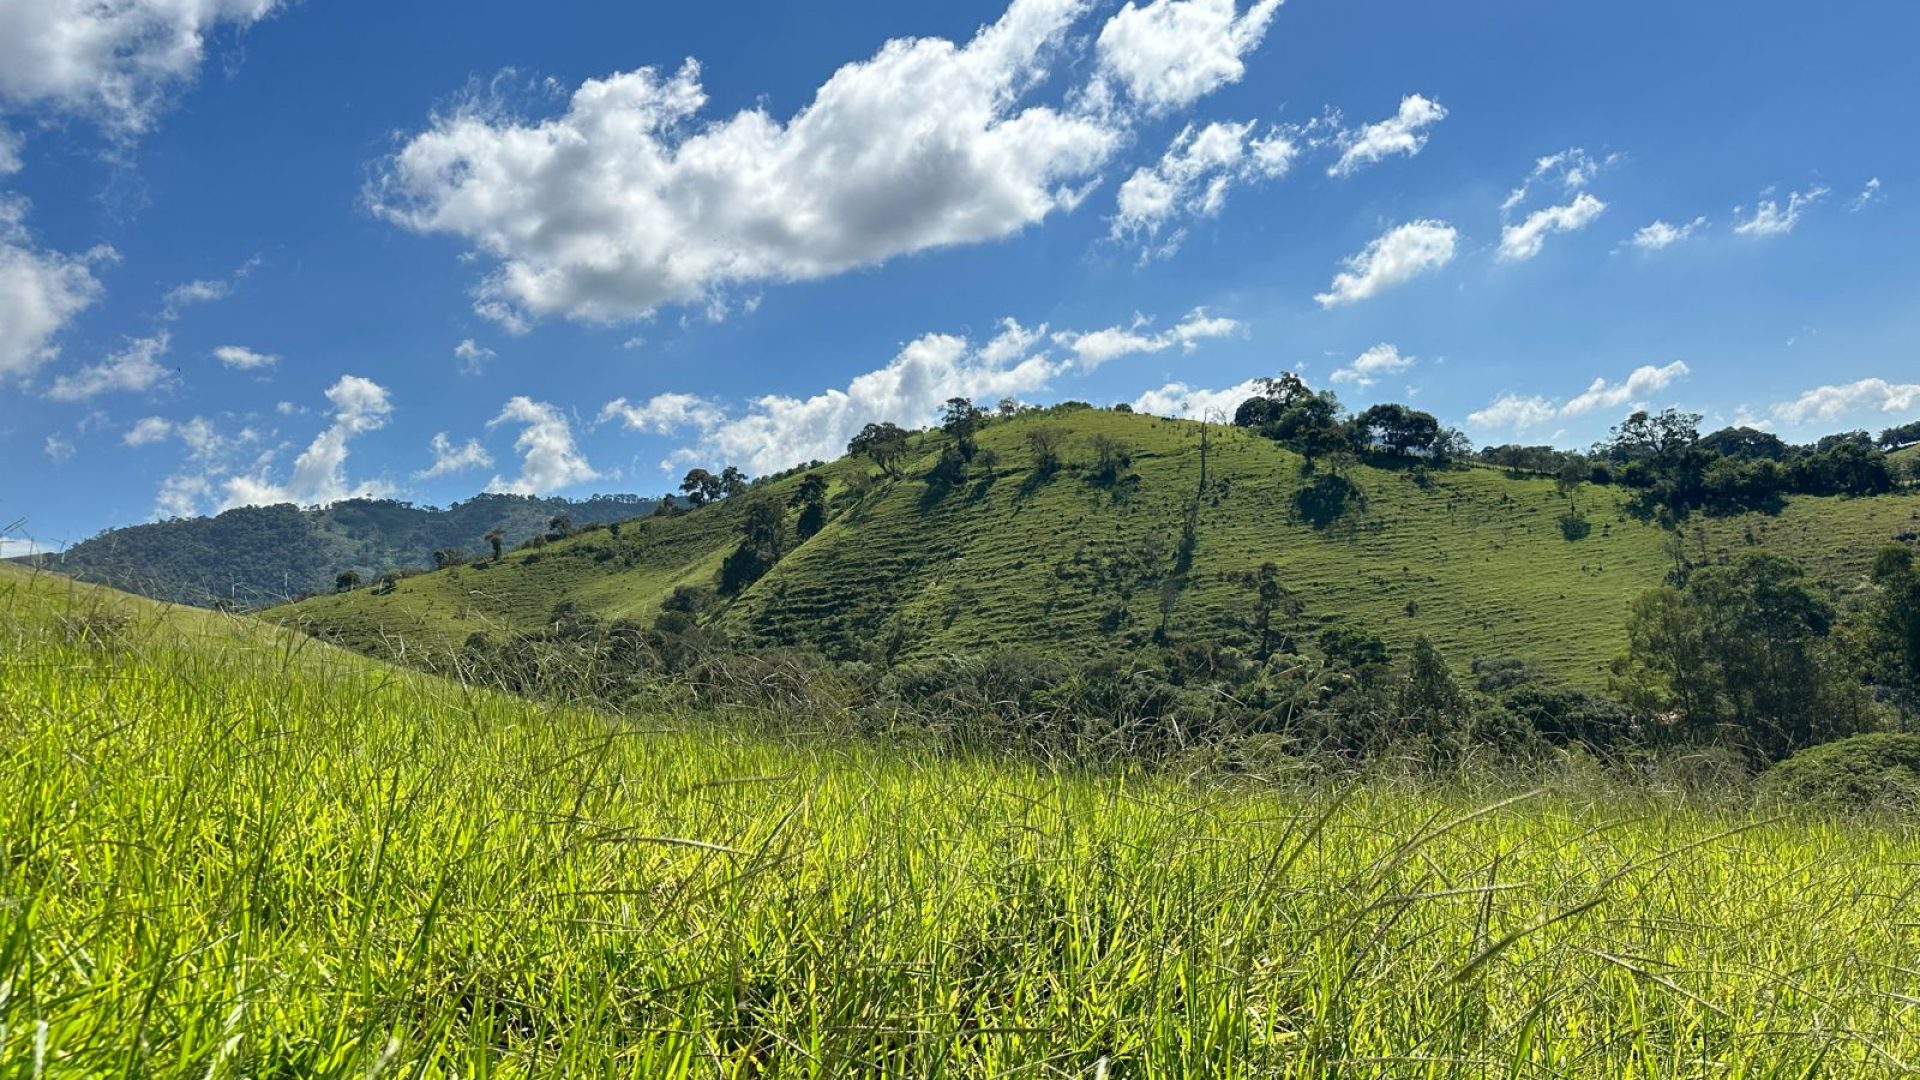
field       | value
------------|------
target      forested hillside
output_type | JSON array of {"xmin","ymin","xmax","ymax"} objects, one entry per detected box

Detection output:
[{"xmin": 13, "ymin": 492, "xmax": 660, "ymax": 608}]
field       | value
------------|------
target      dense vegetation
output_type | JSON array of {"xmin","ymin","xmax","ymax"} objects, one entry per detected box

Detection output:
[
  {"xmin": 11, "ymin": 492, "xmax": 659, "ymax": 608},
  {"xmin": 7, "ymin": 565, "xmax": 1920, "ymax": 1076}
]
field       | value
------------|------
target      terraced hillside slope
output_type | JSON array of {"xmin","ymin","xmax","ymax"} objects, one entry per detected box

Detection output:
[
  {"xmin": 12, "ymin": 491, "xmax": 660, "ymax": 608},
  {"xmin": 277, "ymin": 408, "xmax": 1920, "ymax": 683}
]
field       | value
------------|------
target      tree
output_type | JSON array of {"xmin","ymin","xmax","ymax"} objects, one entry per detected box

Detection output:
[
  {"xmin": 1087, "ymin": 434, "xmax": 1133, "ymax": 487},
  {"xmin": 1599, "ymin": 408, "xmax": 1701, "ymax": 463},
  {"xmin": 680, "ymin": 468, "xmax": 723, "ymax": 506},
  {"xmin": 1355, "ymin": 403, "xmax": 1443, "ymax": 458},
  {"xmin": 334, "ymin": 569, "xmax": 361, "ymax": 592},
  {"xmin": 1238, "ymin": 562, "xmax": 1300, "ymax": 658},
  {"xmin": 1396, "ymin": 636, "xmax": 1467, "ymax": 753},
  {"xmin": 1877, "ymin": 420, "xmax": 1920, "ymax": 451},
  {"xmin": 484, "ymin": 530, "xmax": 505, "ymax": 561},
  {"xmin": 1233, "ymin": 374, "xmax": 1353, "ymax": 472},
  {"xmin": 719, "ymin": 498, "xmax": 787, "ymax": 593},
  {"xmin": 719, "ymin": 466, "xmax": 749, "ymax": 498},
  {"xmin": 941, "ymin": 397, "xmax": 985, "ymax": 441},
  {"xmin": 789, "ymin": 474, "xmax": 830, "ymax": 540},
  {"xmin": 848, "ymin": 422, "xmax": 911, "ymax": 477},
  {"xmin": 925, "ymin": 445, "xmax": 970, "ymax": 490},
  {"xmin": 548, "ymin": 514, "xmax": 574, "ymax": 537},
  {"xmin": 1699, "ymin": 426, "xmax": 1788, "ymax": 461},
  {"xmin": 1618, "ymin": 552, "xmax": 1872, "ymax": 760},
  {"xmin": 1867, "ymin": 546, "xmax": 1920, "ymax": 701},
  {"xmin": 432, "ymin": 547, "xmax": 468, "ymax": 570},
  {"xmin": 1025, "ymin": 427, "xmax": 1066, "ymax": 474}
]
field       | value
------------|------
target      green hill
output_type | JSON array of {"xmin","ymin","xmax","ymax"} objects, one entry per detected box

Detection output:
[
  {"xmin": 13, "ymin": 491, "xmax": 661, "ymax": 609},
  {"xmin": 275, "ymin": 408, "xmax": 1920, "ymax": 684}
]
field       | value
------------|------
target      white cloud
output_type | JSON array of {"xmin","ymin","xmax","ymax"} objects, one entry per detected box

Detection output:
[
  {"xmin": 1094, "ymin": 0, "xmax": 1282, "ymax": 115},
  {"xmin": 155, "ymin": 472, "xmax": 210, "ymax": 519},
  {"xmin": 159, "ymin": 257, "xmax": 257, "ymax": 320},
  {"xmin": 1051, "ymin": 307, "xmax": 1240, "ymax": 369},
  {"xmin": 1625, "ymin": 216, "xmax": 1707, "ymax": 252},
  {"xmin": 1732, "ymin": 184, "xmax": 1828, "ymax": 237},
  {"xmin": 1847, "ymin": 177, "xmax": 1882, "ymax": 212},
  {"xmin": 43, "ymin": 433, "xmax": 74, "ymax": 462},
  {"xmin": 658, "ymin": 319, "xmax": 1060, "ymax": 476},
  {"xmin": 1329, "ymin": 342, "xmax": 1414, "ymax": 387},
  {"xmin": 1111, "ymin": 119, "xmax": 1296, "ymax": 258},
  {"xmin": 213, "ymin": 344, "xmax": 276, "ymax": 370},
  {"xmin": 123, "ymin": 415, "xmax": 174, "ymax": 446},
  {"xmin": 0, "ymin": 0, "xmax": 283, "ymax": 135},
  {"xmin": 1771, "ymin": 378, "xmax": 1920, "ymax": 426},
  {"xmin": 415, "ymin": 432, "xmax": 493, "ymax": 479},
  {"xmin": 599, "ymin": 392, "xmax": 727, "ymax": 436},
  {"xmin": 0, "ymin": 537, "xmax": 49, "ymax": 558},
  {"xmin": 374, "ymin": 0, "xmax": 1124, "ymax": 329},
  {"xmin": 1560, "ymin": 360, "xmax": 1690, "ymax": 416},
  {"xmin": 486, "ymin": 397, "xmax": 599, "ymax": 494},
  {"xmin": 46, "ymin": 332, "xmax": 173, "ymax": 401},
  {"xmin": 1469, "ymin": 360, "xmax": 1691, "ymax": 431},
  {"xmin": 218, "ymin": 375, "xmax": 394, "ymax": 509},
  {"xmin": 454, "ymin": 338, "xmax": 494, "ymax": 374},
  {"xmin": 1328, "ymin": 94, "xmax": 1446, "ymax": 177},
  {"xmin": 1467, "ymin": 394, "xmax": 1558, "ymax": 431},
  {"xmin": 1498, "ymin": 192, "xmax": 1606, "ymax": 262},
  {"xmin": 1500, "ymin": 148, "xmax": 1607, "ymax": 214},
  {"xmin": 1314, "ymin": 220, "xmax": 1456, "ymax": 307},
  {"xmin": 1130, "ymin": 377, "xmax": 1262, "ymax": 419},
  {"xmin": 0, "ymin": 127, "xmax": 21, "ymax": 177},
  {"xmin": 0, "ymin": 197, "xmax": 114, "ymax": 383}
]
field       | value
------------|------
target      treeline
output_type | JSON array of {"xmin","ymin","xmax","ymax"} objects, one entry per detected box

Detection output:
[{"xmin": 443, "ymin": 540, "xmax": 1920, "ymax": 789}]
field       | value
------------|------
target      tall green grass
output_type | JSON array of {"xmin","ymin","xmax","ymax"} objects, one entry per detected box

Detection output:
[{"xmin": 4, "ymin": 566, "xmax": 1920, "ymax": 1076}]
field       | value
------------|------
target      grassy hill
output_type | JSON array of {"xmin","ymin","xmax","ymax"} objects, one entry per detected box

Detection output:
[
  {"xmin": 10, "ymin": 561, "xmax": 1920, "ymax": 1074},
  {"xmin": 277, "ymin": 408, "xmax": 1920, "ymax": 683},
  {"xmin": 13, "ymin": 491, "xmax": 661, "ymax": 609}
]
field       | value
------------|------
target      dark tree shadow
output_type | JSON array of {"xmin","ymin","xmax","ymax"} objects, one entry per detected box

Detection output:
[{"xmin": 1292, "ymin": 474, "xmax": 1368, "ymax": 530}]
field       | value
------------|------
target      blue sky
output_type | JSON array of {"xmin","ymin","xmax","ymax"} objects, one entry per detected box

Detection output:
[{"xmin": 2, "ymin": 0, "xmax": 1916, "ymax": 552}]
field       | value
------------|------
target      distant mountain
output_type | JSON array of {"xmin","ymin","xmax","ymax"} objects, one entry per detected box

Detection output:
[{"xmin": 13, "ymin": 493, "xmax": 663, "ymax": 609}]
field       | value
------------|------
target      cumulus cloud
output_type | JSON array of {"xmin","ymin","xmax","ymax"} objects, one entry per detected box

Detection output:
[
  {"xmin": 1771, "ymin": 378, "xmax": 1920, "ymax": 426},
  {"xmin": 44, "ymin": 434, "xmax": 74, "ymax": 462},
  {"xmin": 1111, "ymin": 119, "xmax": 1296, "ymax": 258},
  {"xmin": 218, "ymin": 375, "xmax": 394, "ymax": 510},
  {"xmin": 159, "ymin": 256, "xmax": 259, "ymax": 320},
  {"xmin": 1328, "ymin": 343, "xmax": 1414, "ymax": 387},
  {"xmin": 1467, "ymin": 394, "xmax": 1558, "ymax": 431},
  {"xmin": 1328, "ymin": 94, "xmax": 1446, "ymax": 177},
  {"xmin": 1468, "ymin": 360, "xmax": 1691, "ymax": 431},
  {"xmin": 1051, "ymin": 307, "xmax": 1240, "ymax": 369},
  {"xmin": 1499, "ymin": 192, "xmax": 1606, "ymax": 262},
  {"xmin": 652, "ymin": 321, "xmax": 1061, "ymax": 476},
  {"xmin": 0, "ymin": 197, "xmax": 114, "ymax": 383},
  {"xmin": 598, "ymin": 392, "xmax": 727, "ymax": 436},
  {"xmin": 213, "ymin": 344, "xmax": 276, "ymax": 370},
  {"xmin": 1625, "ymin": 216, "xmax": 1707, "ymax": 252},
  {"xmin": 1130, "ymin": 377, "xmax": 1263, "ymax": 419},
  {"xmin": 1314, "ymin": 220, "xmax": 1456, "ymax": 307},
  {"xmin": 1094, "ymin": 0, "xmax": 1282, "ymax": 114},
  {"xmin": 1500, "ymin": 148, "xmax": 1608, "ymax": 214},
  {"xmin": 1560, "ymin": 361, "xmax": 1690, "ymax": 416},
  {"xmin": 46, "ymin": 332, "xmax": 173, "ymax": 401},
  {"xmin": 0, "ymin": 0, "xmax": 283, "ymax": 135},
  {"xmin": 454, "ymin": 338, "xmax": 494, "ymax": 375},
  {"xmin": 374, "ymin": 0, "xmax": 1125, "ymax": 329},
  {"xmin": 1848, "ymin": 177, "xmax": 1883, "ymax": 212},
  {"xmin": 415, "ymin": 432, "xmax": 493, "ymax": 479},
  {"xmin": 0, "ymin": 127, "xmax": 20, "ymax": 176},
  {"xmin": 486, "ymin": 397, "xmax": 599, "ymax": 494},
  {"xmin": 1733, "ymin": 184, "xmax": 1828, "ymax": 237}
]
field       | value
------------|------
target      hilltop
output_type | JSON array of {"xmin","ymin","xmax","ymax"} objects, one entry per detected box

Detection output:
[
  {"xmin": 13, "ymin": 491, "xmax": 661, "ymax": 608},
  {"xmin": 277, "ymin": 407, "xmax": 1920, "ymax": 684}
]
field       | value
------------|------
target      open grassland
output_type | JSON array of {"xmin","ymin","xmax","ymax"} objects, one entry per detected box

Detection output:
[
  {"xmin": 7, "ymin": 564, "xmax": 1920, "ymax": 1076},
  {"xmin": 280, "ymin": 410, "xmax": 1920, "ymax": 685}
]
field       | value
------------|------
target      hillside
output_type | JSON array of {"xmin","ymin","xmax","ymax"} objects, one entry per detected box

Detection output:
[
  {"xmin": 275, "ymin": 408, "xmax": 1920, "ymax": 684},
  {"xmin": 13, "ymin": 491, "xmax": 660, "ymax": 608}
]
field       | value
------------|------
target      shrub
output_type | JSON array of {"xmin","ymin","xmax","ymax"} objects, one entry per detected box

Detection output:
[{"xmin": 1758, "ymin": 733, "xmax": 1920, "ymax": 813}]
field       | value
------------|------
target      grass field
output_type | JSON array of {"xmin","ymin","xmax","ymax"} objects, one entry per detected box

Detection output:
[
  {"xmin": 279, "ymin": 410, "xmax": 1920, "ymax": 685},
  {"xmin": 8, "ymin": 563, "xmax": 1920, "ymax": 1076}
]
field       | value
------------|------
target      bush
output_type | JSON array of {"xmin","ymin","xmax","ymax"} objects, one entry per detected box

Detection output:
[{"xmin": 1758, "ymin": 733, "xmax": 1920, "ymax": 813}]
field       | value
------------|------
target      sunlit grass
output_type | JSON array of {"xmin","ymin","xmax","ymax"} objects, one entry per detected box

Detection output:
[{"xmin": 4, "ymin": 565, "xmax": 1919, "ymax": 1076}]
